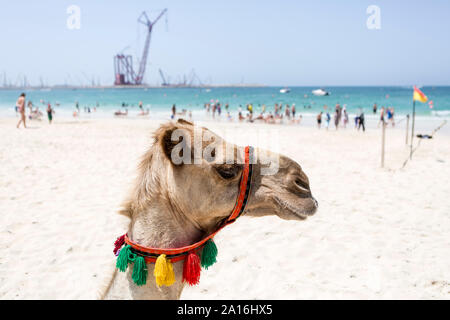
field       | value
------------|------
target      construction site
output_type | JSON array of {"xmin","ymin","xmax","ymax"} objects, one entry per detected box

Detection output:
[
  {"xmin": 0, "ymin": 9, "xmax": 210, "ymax": 89},
  {"xmin": 113, "ymin": 9, "xmax": 205, "ymax": 88},
  {"xmin": 0, "ymin": 8, "xmax": 262, "ymax": 90}
]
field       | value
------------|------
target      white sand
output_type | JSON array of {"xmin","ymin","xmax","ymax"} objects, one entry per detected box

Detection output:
[{"xmin": 0, "ymin": 117, "xmax": 449, "ymax": 299}]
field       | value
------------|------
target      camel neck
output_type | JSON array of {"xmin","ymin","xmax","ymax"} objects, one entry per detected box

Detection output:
[{"xmin": 129, "ymin": 200, "xmax": 204, "ymax": 249}]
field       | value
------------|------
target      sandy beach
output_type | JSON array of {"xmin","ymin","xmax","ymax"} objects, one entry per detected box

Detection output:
[{"xmin": 0, "ymin": 116, "xmax": 449, "ymax": 299}]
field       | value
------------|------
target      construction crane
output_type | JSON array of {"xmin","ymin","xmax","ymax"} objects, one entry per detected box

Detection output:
[
  {"xmin": 159, "ymin": 68, "xmax": 169, "ymax": 86},
  {"xmin": 114, "ymin": 9, "xmax": 167, "ymax": 86}
]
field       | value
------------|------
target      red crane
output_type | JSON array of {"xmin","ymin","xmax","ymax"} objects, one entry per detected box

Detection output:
[{"xmin": 114, "ymin": 9, "xmax": 167, "ymax": 86}]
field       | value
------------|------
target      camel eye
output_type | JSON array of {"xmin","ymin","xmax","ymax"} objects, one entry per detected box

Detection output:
[{"xmin": 214, "ymin": 164, "xmax": 241, "ymax": 180}]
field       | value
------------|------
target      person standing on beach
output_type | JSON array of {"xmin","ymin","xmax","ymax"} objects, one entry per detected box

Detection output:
[
  {"xmin": 47, "ymin": 103, "xmax": 54, "ymax": 124},
  {"xmin": 334, "ymin": 109, "xmax": 339, "ymax": 130},
  {"xmin": 373, "ymin": 103, "xmax": 377, "ymax": 114},
  {"xmin": 390, "ymin": 107, "xmax": 395, "ymax": 127},
  {"xmin": 343, "ymin": 109, "xmax": 349, "ymax": 128},
  {"xmin": 378, "ymin": 107, "xmax": 385, "ymax": 127},
  {"xmin": 358, "ymin": 110, "xmax": 365, "ymax": 132},
  {"xmin": 317, "ymin": 111, "xmax": 322, "ymax": 129},
  {"xmin": 334, "ymin": 103, "xmax": 342, "ymax": 130},
  {"xmin": 285, "ymin": 104, "xmax": 290, "ymax": 120},
  {"xmin": 16, "ymin": 93, "xmax": 26, "ymax": 128},
  {"xmin": 212, "ymin": 103, "xmax": 216, "ymax": 118},
  {"xmin": 291, "ymin": 104, "xmax": 296, "ymax": 119},
  {"xmin": 139, "ymin": 101, "xmax": 143, "ymax": 111},
  {"xmin": 171, "ymin": 104, "xmax": 176, "ymax": 119},
  {"xmin": 217, "ymin": 102, "xmax": 221, "ymax": 116},
  {"xmin": 325, "ymin": 112, "xmax": 331, "ymax": 130},
  {"xmin": 386, "ymin": 107, "xmax": 392, "ymax": 125}
]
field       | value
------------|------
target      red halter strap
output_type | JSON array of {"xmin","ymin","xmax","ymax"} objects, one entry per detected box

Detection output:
[{"xmin": 123, "ymin": 146, "xmax": 253, "ymax": 263}]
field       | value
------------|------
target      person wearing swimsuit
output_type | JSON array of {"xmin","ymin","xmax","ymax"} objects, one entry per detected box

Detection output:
[
  {"xmin": 47, "ymin": 103, "xmax": 54, "ymax": 124},
  {"xmin": 16, "ymin": 93, "xmax": 26, "ymax": 128}
]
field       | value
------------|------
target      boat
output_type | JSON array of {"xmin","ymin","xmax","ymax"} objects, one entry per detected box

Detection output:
[
  {"xmin": 280, "ymin": 88, "xmax": 290, "ymax": 93},
  {"xmin": 312, "ymin": 88, "xmax": 330, "ymax": 96}
]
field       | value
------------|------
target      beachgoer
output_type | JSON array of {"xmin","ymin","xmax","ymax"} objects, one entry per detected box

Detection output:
[
  {"xmin": 171, "ymin": 104, "xmax": 176, "ymax": 119},
  {"xmin": 114, "ymin": 109, "xmax": 128, "ymax": 116},
  {"xmin": 354, "ymin": 115, "xmax": 359, "ymax": 128},
  {"xmin": 343, "ymin": 109, "xmax": 349, "ymax": 128},
  {"xmin": 16, "ymin": 93, "xmax": 26, "ymax": 128},
  {"xmin": 285, "ymin": 105, "xmax": 290, "ymax": 120},
  {"xmin": 334, "ymin": 110, "xmax": 339, "ymax": 130},
  {"xmin": 248, "ymin": 104, "xmax": 253, "ymax": 120},
  {"xmin": 335, "ymin": 103, "xmax": 341, "ymax": 129},
  {"xmin": 47, "ymin": 103, "xmax": 54, "ymax": 124},
  {"xmin": 238, "ymin": 107, "xmax": 245, "ymax": 121},
  {"xmin": 378, "ymin": 107, "xmax": 385, "ymax": 127},
  {"xmin": 325, "ymin": 112, "xmax": 331, "ymax": 130},
  {"xmin": 390, "ymin": 107, "xmax": 395, "ymax": 127},
  {"xmin": 373, "ymin": 103, "xmax": 377, "ymax": 114},
  {"xmin": 358, "ymin": 110, "xmax": 365, "ymax": 132},
  {"xmin": 139, "ymin": 101, "xmax": 143, "ymax": 110},
  {"xmin": 291, "ymin": 104, "xmax": 296, "ymax": 118},
  {"xmin": 317, "ymin": 112, "xmax": 322, "ymax": 129}
]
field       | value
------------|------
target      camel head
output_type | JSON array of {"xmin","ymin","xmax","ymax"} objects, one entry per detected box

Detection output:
[{"xmin": 122, "ymin": 119, "xmax": 317, "ymax": 240}]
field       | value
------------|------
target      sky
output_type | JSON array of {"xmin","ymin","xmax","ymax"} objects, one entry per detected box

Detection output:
[{"xmin": 0, "ymin": 0, "xmax": 449, "ymax": 86}]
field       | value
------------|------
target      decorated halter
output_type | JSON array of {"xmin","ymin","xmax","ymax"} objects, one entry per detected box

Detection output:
[{"xmin": 113, "ymin": 146, "xmax": 254, "ymax": 287}]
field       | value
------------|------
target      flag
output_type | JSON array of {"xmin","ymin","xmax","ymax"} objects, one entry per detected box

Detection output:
[{"xmin": 413, "ymin": 86, "xmax": 428, "ymax": 103}]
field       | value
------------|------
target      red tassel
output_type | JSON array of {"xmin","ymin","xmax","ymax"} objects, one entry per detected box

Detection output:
[
  {"xmin": 183, "ymin": 251, "xmax": 201, "ymax": 285},
  {"xmin": 113, "ymin": 234, "xmax": 126, "ymax": 256}
]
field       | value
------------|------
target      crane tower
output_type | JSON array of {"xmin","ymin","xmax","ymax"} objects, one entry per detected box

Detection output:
[{"xmin": 114, "ymin": 9, "xmax": 167, "ymax": 86}]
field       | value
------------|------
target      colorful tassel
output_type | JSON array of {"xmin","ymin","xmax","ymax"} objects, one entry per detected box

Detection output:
[
  {"xmin": 116, "ymin": 245, "xmax": 133, "ymax": 272},
  {"xmin": 183, "ymin": 251, "xmax": 201, "ymax": 285},
  {"xmin": 132, "ymin": 256, "xmax": 148, "ymax": 286},
  {"xmin": 154, "ymin": 254, "xmax": 175, "ymax": 287},
  {"xmin": 201, "ymin": 239, "xmax": 218, "ymax": 269},
  {"xmin": 113, "ymin": 234, "xmax": 125, "ymax": 256}
]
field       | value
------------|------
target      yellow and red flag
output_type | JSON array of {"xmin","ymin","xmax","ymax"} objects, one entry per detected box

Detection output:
[{"xmin": 413, "ymin": 86, "xmax": 428, "ymax": 103}]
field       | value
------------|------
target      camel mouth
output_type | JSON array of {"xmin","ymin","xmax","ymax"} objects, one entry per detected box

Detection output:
[{"xmin": 273, "ymin": 195, "xmax": 318, "ymax": 221}]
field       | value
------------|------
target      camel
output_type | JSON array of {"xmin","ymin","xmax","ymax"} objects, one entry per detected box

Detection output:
[{"xmin": 101, "ymin": 119, "xmax": 318, "ymax": 299}]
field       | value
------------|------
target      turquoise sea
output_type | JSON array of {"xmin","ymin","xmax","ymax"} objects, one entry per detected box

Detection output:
[{"xmin": 1, "ymin": 86, "xmax": 449, "ymax": 121}]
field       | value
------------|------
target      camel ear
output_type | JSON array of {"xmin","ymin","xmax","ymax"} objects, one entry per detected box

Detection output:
[{"xmin": 160, "ymin": 125, "xmax": 193, "ymax": 165}]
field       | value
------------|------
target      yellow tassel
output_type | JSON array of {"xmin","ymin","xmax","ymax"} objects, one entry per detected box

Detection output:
[{"xmin": 154, "ymin": 254, "xmax": 175, "ymax": 287}]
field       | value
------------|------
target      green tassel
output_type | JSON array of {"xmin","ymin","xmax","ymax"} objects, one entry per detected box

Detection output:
[
  {"xmin": 201, "ymin": 239, "xmax": 218, "ymax": 269},
  {"xmin": 116, "ymin": 245, "xmax": 133, "ymax": 272},
  {"xmin": 132, "ymin": 255, "xmax": 148, "ymax": 286}
]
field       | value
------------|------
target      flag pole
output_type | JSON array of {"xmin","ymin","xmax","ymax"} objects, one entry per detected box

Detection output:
[{"xmin": 410, "ymin": 99, "xmax": 416, "ymax": 160}]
